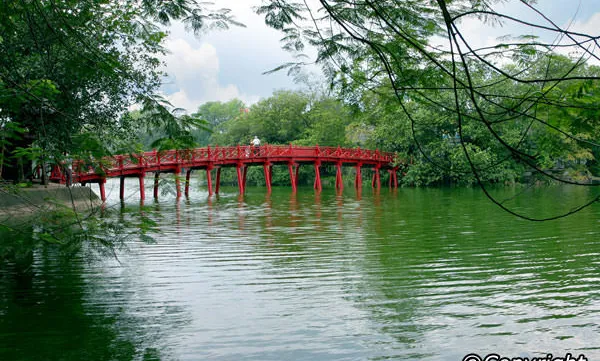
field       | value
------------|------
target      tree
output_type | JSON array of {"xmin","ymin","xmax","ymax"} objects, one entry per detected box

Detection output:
[
  {"xmin": 213, "ymin": 90, "xmax": 312, "ymax": 145},
  {"xmin": 210, "ymin": 90, "xmax": 355, "ymax": 147},
  {"xmin": 0, "ymin": 0, "xmax": 241, "ymax": 181},
  {"xmin": 299, "ymin": 97, "xmax": 353, "ymax": 146},
  {"xmin": 191, "ymin": 99, "xmax": 247, "ymax": 145},
  {"xmin": 256, "ymin": 0, "xmax": 600, "ymax": 220}
]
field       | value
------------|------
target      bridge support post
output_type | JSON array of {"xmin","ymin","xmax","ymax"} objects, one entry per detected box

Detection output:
[
  {"xmin": 185, "ymin": 169, "xmax": 192, "ymax": 197},
  {"xmin": 120, "ymin": 176, "xmax": 125, "ymax": 200},
  {"xmin": 388, "ymin": 169, "xmax": 398, "ymax": 189},
  {"xmin": 206, "ymin": 167, "xmax": 213, "ymax": 196},
  {"xmin": 372, "ymin": 166, "xmax": 381, "ymax": 189},
  {"xmin": 236, "ymin": 164, "xmax": 245, "ymax": 195},
  {"xmin": 175, "ymin": 167, "xmax": 181, "ymax": 198},
  {"xmin": 242, "ymin": 166, "xmax": 248, "ymax": 190},
  {"xmin": 215, "ymin": 167, "xmax": 221, "ymax": 194},
  {"xmin": 288, "ymin": 163, "xmax": 297, "ymax": 193},
  {"xmin": 99, "ymin": 179, "xmax": 106, "ymax": 202},
  {"xmin": 139, "ymin": 173, "xmax": 145, "ymax": 201},
  {"xmin": 335, "ymin": 162, "xmax": 343, "ymax": 191},
  {"xmin": 154, "ymin": 173, "xmax": 160, "ymax": 199},
  {"xmin": 263, "ymin": 163, "xmax": 272, "ymax": 193},
  {"xmin": 355, "ymin": 164, "xmax": 362, "ymax": 189},
  {"xmin": 313, "ymin": 162, "xmax": 322, "ymax": 192}
]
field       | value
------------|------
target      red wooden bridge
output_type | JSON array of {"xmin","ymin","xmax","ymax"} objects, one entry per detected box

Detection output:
[{"xmin": 50, "ymin": 145, "xmax": 404, "ymax": 202}]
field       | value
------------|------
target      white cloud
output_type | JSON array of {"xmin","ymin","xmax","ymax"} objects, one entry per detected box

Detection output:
[
  {"xmin": 569, "ymin": 11, "xmax": 600, "ymax": 34},
  {"xmin": 161, "ymin": 38, "xmax": 262, "ymax": 112},
  {"xmin": 555, "ymin": 12, "xmax": 600, "ymax": 64},
  {"xmin": 165, "ymin": 39, "xmax": 219, "ymax": 82},
  {"xmin": 157, "ymin": 0, "xmax": 311, "ymax": 113}
]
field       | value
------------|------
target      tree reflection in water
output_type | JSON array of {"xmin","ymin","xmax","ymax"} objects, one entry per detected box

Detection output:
[{"xmin": 0, "ymin": 243, "xmax": 187, "ymax": 361}]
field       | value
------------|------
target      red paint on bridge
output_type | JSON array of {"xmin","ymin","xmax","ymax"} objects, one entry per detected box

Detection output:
[{"xmin": 50, "ymin": 145, "xmax": 404, "ymax": 202}]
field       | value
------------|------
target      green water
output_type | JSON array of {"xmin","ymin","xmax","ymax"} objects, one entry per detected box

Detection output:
[{"xmin": 1, "ymin": 181, "xmax": 599, "ymax": 360}]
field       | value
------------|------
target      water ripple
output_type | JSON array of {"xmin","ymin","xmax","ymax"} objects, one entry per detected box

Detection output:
[{"xmin": 1, "ymin": 186, "xmax": 599, "ymax": 360}]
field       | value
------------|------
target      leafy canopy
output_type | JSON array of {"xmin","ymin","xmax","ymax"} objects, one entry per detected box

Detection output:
[
  {"xmin": 0, "ymin": 0, "xmax": 241, "ymax": 168},
  {"xmin": 256, "ymin": 0, "xmax": 600, "ymax": 220}
]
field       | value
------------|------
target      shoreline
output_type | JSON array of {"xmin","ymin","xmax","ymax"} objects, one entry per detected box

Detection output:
[{"xmin": 0, "ymin": 184, "xmax": 101, "ymax": 226}]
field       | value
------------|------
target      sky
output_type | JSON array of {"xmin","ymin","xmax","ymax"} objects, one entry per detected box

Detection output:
[
  {"xmin": 160, "ymin": 0, "xmax": 301, "ymax": 112},
  {"xmin": 159, "ymin": 0, "xmax": 600, "ymax": 113}
]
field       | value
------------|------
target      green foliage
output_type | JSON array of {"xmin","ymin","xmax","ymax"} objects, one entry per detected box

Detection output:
[
  {"xmin": 255, "ymin": 1, "xmax": 600, "ymax": 193},
  {"xmin": 211, "ymin": 90, "xmax": 355, "ymax": 148},
  {"xmin": 194, "ymin": 99, "xmax": 247, "ymax": 127},
  {"xmin": 0, "ymin": 121, "xmax": 27, "ymax": 177},
  {"xmin": 298, "ymin": 97, "xmax": 352, "ymax": 146},
  {"xmin": 0, "ymin": 0, "xmax": 240, "ymax": 180},
  {"xmin": 191, "ymin": 99, "xmax": 246, "ymax": 146}
]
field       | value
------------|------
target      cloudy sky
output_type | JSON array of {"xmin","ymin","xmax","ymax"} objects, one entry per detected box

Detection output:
[
  {"xmin": 160, "ymin": 0, "xmax": 600, "ymax": 113},
  {"xmin": 160, "ymin": 0, "xmax": 300, "ymax": 112}
]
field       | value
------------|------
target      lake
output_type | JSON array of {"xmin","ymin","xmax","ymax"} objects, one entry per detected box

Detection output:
[{"xmin": 1, "ymin": 178, "xmax": 599, "ymax": 361}]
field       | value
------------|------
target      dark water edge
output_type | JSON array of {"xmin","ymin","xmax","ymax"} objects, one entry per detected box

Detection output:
[{"xmin": 1, "ymin": 182, "xmax": 599, "ymax": 361}]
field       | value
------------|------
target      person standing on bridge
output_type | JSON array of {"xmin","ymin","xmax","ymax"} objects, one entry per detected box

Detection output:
[{"xmin": 251, "ymin": 136, "xmax": 260, "ymax": 155}]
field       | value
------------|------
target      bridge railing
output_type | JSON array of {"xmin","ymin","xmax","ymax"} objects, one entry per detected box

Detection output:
[{"xmin": 136, "ymin": 145, "xmax": 397, "ymax": 165}]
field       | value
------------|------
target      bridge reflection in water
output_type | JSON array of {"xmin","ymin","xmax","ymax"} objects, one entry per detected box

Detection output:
[{"xmin": 50, "ymin": 145, "xmax": 405, "ymax": 202}]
